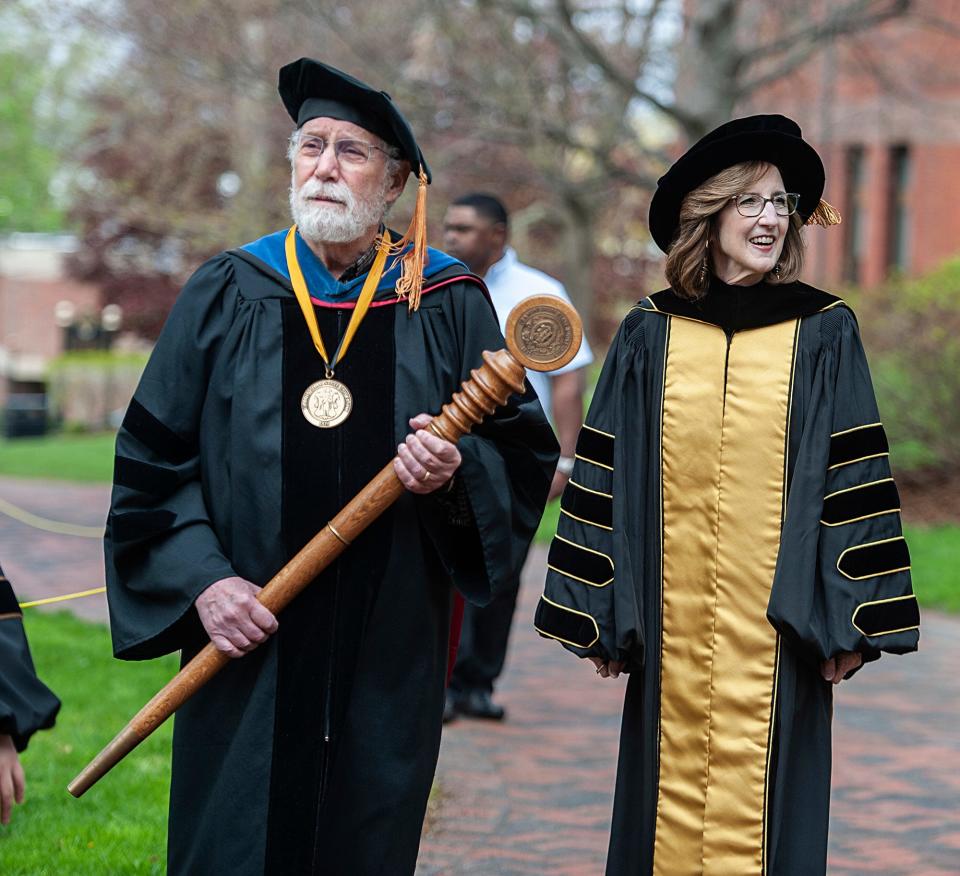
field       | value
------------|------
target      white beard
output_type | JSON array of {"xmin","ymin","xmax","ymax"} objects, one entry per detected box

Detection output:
[{"xmin": 289, "ymin": 174, "xmax": 390, "ymax": 244}]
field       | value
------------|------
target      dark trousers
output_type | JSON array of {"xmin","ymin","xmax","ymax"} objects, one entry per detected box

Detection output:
[{"xmin": 448, "ymin": 575, "xmax": 521, "ymax": 694}]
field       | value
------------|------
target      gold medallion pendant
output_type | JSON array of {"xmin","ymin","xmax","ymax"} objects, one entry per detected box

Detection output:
[
  {"xmin": 301, "ymin": 378, "xmax": 353, "ymax": 428},
  {"xmin": 284, "ymin": 225, "xmax": 393, "ymax": 430}
]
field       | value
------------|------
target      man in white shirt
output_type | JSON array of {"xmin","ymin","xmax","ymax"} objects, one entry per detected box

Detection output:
[{"xmin": 442, "ymin": 193, "xmax": 593, "ymax": 720}]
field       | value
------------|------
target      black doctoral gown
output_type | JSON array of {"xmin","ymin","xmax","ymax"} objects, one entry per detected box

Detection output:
[
  {"xmin": 535, "ymin": 278, "xmax": 920, "ymax": 876},
  {"xmin": 0, "ymin": 565, "xmax": 60, "ymax": 752},
  {"xmin": 104, "ymin": 237, "xmax": 557, "ymax": 875}
]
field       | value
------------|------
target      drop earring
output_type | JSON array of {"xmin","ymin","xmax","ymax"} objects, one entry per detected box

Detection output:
[
  {"xmin": 698, "ymin": 242, "xmax": 709, "ymax": 285},
  {"xmin": 774, "ymin": 262, "xmax": 782, "ymax": 280}
]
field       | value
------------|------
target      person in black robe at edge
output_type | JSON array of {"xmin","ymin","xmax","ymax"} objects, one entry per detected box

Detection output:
[
  {"xmin": 104, "ymin": 58, "xmax": 557, "ymax": 875},
  {"xmin": 535, "ymin": 115, "xmax": 919, "ymax": 875},
  {"xmin": 0, "ymin": 564, "xmax": 60, "ymax": 828}
]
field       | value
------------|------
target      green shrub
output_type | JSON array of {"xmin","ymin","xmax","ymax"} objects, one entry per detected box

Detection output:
[{"xmin": 855, "ymin": 257, "xmax": 960, "ymax": 476}]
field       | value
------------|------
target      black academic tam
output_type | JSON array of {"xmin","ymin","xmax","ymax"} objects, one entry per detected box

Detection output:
[
  {"xmin": 278, "ymin": 57, "xmax": 431, "ymax": 181},
  {"xmin": 648, "ymin": 114, "xmax": 825, "ymax": 253}
]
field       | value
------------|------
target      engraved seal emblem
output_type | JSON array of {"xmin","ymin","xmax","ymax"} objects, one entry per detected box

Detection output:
[
  {"xmin": 513, "ymin": 304, "xmax": 574, "ymax": 366},
  {"xmin": 301, "ymin": 379, "xmax": 353, "ymax": 428}
]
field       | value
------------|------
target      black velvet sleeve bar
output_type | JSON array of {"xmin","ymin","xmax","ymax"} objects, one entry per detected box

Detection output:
[
  {"xmin": 821, "ymin": 479, "xmax": 900, "ymax": 526},
  {"xmin": 828, "ymin": 422, "xmax": 889, "ymax": 469}
]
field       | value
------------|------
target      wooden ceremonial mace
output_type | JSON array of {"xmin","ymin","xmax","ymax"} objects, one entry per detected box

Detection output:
[{"xmin": 68, "ymin": 294, "xmax": 582, "ymax": 798}]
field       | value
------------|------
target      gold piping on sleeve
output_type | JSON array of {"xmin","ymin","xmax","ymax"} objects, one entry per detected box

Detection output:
[
  {"xmin": 568, "ymin": 479, "xmax": 612, "ymax": 498},
  {"xmin": 831, "ymin": 421, "xmax": 882, "ymax": 438},
  {"xmin": 851, "ymin": 595, "xmax": 920, "ymax": 637},
  {"xmin": 574, "ymin": 454, "xmax": 613, "ymax": 471},
  {"xmin": 821, "ymin": 508, "xmax": 901, "ymax": 527},
  {"xmin": 836, "ymin": 536, "xmax": 911, "ymax": 581},
  {"xmin": 546, "ymin": 565, "xmax": 613, "ymax": 588},
  {"xmin": 534, "ymin": 594, "xmax": 600, "ymax": 648},
  {"xmin": 582, "ymin": 424, "xmax": 615, "ymax": 439},
  {"xmin": 0, "ymin": 612, "xmax": 23, "ymax": 621},
  {"xmin": 820, "ymin": 477, "xmax": 900, "ymax": 527},
  {"xmin": 827, "ymin": 452, "xmax": 889, "ymax": 471},
  {"xmin": 560, "ymin": 508, "xmax": 613, "ymax": 531},
  {"xmin": 824, "ymin": 476, "xmax": 895, "ymax": 498}
]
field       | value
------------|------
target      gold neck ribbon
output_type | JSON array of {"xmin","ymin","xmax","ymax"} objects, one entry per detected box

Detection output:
[{"xmin": 285, "ymin": 225, "xmax": 391, "ymax": 377}]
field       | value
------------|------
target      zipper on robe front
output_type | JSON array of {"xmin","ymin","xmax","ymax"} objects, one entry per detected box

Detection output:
[{"xmin": 312, "ymin": 307, "xmax": 344, "ymax": 871}]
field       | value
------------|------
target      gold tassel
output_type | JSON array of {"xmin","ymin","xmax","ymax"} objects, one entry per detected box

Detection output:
[
  {"xmin": 388, "ymin": 166, "xmax": 430, "ymax": 312},
  {"xmin": 806, "ymin": 198, "xmax": 842, "ymax": 227}
]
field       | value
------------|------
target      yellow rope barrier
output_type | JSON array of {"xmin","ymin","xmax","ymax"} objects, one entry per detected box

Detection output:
[
  {"xmin": 19, "ymin": 587, "xmax": 107, "ymax": 609},
  {"xmin": 0, "ymin": 495, "xmax": 103, "ymax": 538}
]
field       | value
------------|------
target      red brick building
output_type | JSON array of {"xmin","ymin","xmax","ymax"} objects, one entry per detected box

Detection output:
[
  {"xmin": 740, "ymin": 2, "xmax": 960, "ymax": 288},
  {"xmin": 0, "ymin": 233, "xmax": 101, "ymax": 405}
]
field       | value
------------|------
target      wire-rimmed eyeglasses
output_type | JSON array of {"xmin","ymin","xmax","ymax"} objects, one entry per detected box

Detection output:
[
  {"xmin": 731, "ymin": 192, "xmax": 800, "ymax": 217},
  {"xmin": 297, "ymin": 135, "xmax": 390, "ymax": 166}
]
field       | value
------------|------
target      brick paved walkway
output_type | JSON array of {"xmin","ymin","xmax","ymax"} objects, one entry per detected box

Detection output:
[
  {"xmin": 0, "ymin": 476, "xmax": 110, "ymax": 623},
  {"xmin": 2, "ymin": 476, "xmax": 957, "ymax": 874}
]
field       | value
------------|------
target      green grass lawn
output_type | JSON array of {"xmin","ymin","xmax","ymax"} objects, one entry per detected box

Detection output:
[
  {"xmin": 0, "ymin": 612, "xmax": 176, "ymax": 874},
  {"xmin": 0, "ymin": 433, "xmax": 116, "ymax": 483},
  {"xmin": 536, "ymin": 502, "xmax": 960, "ymax": 613},
  {"xmin": 904, "ymin": 524, "xmax": 960, "ymax": 613}
]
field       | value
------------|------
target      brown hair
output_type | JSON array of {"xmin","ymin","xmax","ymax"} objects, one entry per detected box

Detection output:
[{"xmin": 663, "ymin": 160, "xmax": 805, "ymax": 299}]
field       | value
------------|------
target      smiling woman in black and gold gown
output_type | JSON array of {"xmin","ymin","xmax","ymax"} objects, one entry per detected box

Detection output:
[{"xmin": 536, "ymin": 115, "xmax": 919, "ymax": 876}]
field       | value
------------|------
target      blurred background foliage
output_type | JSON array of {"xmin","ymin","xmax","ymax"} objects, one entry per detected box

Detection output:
[{"xmin": 852, "ymin": 257, "xmax": 960, "ymax": 479}]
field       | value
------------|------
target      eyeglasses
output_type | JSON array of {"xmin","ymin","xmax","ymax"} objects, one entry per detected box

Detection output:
[
  {"xmin": 297, "ymin": 135, "xmax": 390, "ymax": 166},
  {"xmin": 731, "ymin": 192, "xmax": 800, "ymax": 217}
]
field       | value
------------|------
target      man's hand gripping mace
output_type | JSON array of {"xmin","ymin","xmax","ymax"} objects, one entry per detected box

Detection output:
[{"xmin": 68, "ymin": 294, "xmax": 582, "ymax": 797}]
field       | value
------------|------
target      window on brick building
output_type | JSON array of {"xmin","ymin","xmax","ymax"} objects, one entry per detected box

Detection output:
[
  {"xmin": 886, "ymin": 144, "xmax": 911, "ymax": 273},
  {"xmin": 843, "ymin": 145, "xmax": 865, "ymax": 284}
]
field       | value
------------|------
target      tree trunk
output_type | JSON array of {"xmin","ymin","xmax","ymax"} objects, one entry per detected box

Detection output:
[
  {"xmin": 674, "ymin": 0, "xmax": 744, "ymax": 140},
  {"xmin": 560, "ymin": 194, "xmax": 595, "ymax": 342}
]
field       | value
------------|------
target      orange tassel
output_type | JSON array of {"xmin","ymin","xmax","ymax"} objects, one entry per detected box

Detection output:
[
  {"xmin": 806, "ymin": 198, "xmax": 842, "ymax": 227},
  {"xmin": 388, "ymin": 166, "xmax": 430, "ymax": 312}
]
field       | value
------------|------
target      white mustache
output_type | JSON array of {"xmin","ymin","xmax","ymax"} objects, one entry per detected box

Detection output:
[{"xmin": 297, "ymin": 180, "xmax": 354, "ymax": 209}]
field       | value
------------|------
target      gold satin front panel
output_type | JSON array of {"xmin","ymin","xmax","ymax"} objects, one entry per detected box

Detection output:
[{"xmin": 654, "ymin": 317, "xmax": 798, "ymax": 875}]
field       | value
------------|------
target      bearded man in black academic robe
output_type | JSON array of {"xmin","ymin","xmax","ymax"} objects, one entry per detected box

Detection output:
[{"xmin": 104, "ymin": 58, "xmax": 557, "ymax": 876}]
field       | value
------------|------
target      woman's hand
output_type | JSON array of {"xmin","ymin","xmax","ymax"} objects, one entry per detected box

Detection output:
[
  {"xmin": 820, "ymin": 651, "xmax": 863, "ymax": 685},
  {"xmin": 588, "ymin": 656, "xmax": 626, "ymax": 679}
]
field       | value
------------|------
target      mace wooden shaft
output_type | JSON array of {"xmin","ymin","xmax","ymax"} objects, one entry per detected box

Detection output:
[{"xmin": 68, "ymin": 348, "xmax": 525, "ymax": 798}]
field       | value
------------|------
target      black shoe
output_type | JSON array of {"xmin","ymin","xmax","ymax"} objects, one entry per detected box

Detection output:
[
  {"xmin": 442, "ymin": 690, "xmax": 458, "ymax": 724},
  {"xmin": 456, "ymin": 689, "xmax": 506, "ymax": 721}
]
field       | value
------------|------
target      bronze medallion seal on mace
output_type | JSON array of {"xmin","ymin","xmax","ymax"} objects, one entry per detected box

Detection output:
[
  {"xmin": 506, "ymin": 294, "xmax": 583, "ymax": 372},
  {"xmin": 301, "ymin": 378, "xmax": 353, "ymax": 428}
]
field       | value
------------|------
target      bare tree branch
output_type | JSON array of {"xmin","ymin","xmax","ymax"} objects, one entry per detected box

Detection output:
[
  {"xmin": 551, "ymin": 0, "xmax": 690, "ymax": 126},
  {"xmin": 739, "ymin": 0, "xmax": 911, "ymax": 95}
]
